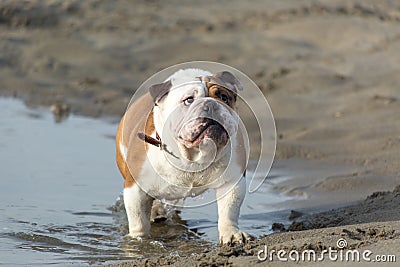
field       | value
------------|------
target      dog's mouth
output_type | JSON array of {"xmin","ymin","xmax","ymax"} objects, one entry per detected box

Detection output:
[{"xmin": 178, "ymin": 118, "xmax": 229, "ymax": 149}]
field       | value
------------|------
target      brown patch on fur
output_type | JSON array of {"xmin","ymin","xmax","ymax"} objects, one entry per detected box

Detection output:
[
  {"xmin": 208, "ymin": 85, "xmax": 237, "ymax": 108},
  {"xmin": 116, "ymin": 93, "xmax": 155, "ymax": 188},
  {"xmin": 203, "ymin": 71, "xmax": 243, "ymax": 97}
]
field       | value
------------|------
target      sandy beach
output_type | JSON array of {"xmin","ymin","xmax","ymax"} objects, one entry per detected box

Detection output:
[{"xmin": 1, "ymin": 0, "xmax": 400, "ymax": 266}]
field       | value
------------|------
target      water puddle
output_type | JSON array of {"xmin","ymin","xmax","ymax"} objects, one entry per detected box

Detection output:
[{"xmin": 0, "ymin": 98, "xmax": 312, "ymax": 266}]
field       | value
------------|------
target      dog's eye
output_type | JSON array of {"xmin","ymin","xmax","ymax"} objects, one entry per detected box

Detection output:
[
  {"xmin": 219, "ymin": 93, "xmax": 231, "ymax": 105},
  {"xmin": 183, "ymin": 97, "xmax": 194, "ymax": 106}
]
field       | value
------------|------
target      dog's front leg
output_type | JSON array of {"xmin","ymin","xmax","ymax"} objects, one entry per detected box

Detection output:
[
  {"xmin": 123, "ymin": 184, "xmax": 153, "ymax": 238},
  {"xmin": 216, "ymin": 177, "xmax": 251, "ymax": 244}
]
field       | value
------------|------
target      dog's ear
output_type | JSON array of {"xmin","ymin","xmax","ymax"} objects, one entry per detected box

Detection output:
[
  {"xmin": 207, "ymin": 71, "xmax": 243, "ymax": 93},
  {"xmin": 149, "ymin": 80, "xmax": 172, "ymax": 105}
]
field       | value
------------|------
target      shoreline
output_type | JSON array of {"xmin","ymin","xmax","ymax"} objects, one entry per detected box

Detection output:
[{"xmin": 103, "ymin": 187, "xmax": 400, "ymax": 266}]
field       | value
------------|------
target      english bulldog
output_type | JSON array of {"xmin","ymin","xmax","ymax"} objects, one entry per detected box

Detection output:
[{"xmin": 116, "ymin": 68, "xmax": 251, "ymax": 244}]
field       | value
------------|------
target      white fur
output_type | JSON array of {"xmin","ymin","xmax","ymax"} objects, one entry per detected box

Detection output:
[
  {"xmin": 124, "ymin": 184, "xmax": 152, "ymax": 238},
  {"xmin": 167, "ymin": 68, "xmax": 212, "ymax": 86}
]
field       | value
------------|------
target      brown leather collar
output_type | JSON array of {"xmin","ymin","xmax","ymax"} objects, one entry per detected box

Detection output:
[
  {"xmin": 137, "ymin": 131, "xmax": 179, "ymax": 159},
  {"xmin": 137, "ymin": 132, "xmax": 162, "ymax": 148}
]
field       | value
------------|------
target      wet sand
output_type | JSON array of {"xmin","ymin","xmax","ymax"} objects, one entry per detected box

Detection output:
[{"xmin": 1, "ymin": 0, "xmax": 400, "ymax": 266}]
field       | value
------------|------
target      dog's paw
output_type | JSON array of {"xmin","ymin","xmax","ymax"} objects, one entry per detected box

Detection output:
[
  {"xmin": 126, "ymin": 231, "xmax": 150, "ymax": 241},
  {"xmin": 219, "ymin": 230, "xmax": 254, "ymax": 245}
]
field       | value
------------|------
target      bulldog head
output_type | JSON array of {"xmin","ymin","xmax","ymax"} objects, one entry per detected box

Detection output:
[{"xmin": 149, "ymin": 69, "xmax": 243, "ymax": 165}]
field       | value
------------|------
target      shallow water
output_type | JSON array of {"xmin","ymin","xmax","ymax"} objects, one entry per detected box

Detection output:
[{"xmin": 0, "ymin": 98, "xmax": 299, "ymax": 266}]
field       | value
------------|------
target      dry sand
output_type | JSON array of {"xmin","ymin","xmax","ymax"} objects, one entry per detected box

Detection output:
[{"xmin": 1, "ymin": 0, "xmax": 400, "ymax": 266}]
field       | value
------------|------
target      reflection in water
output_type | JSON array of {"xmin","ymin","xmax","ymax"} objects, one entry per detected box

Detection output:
[
  {"xmin": 6, "ymin": 210, "xmax": 211, "ymax": 265},
  {"xmin": 0, "ymin": 98, "xmax": 296, "ymax": 266}
]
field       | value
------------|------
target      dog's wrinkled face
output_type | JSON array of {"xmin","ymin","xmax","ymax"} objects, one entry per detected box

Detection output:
[{"xmin": 150, "ymin": 70, "xmax": 242, "ymax": 164}]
